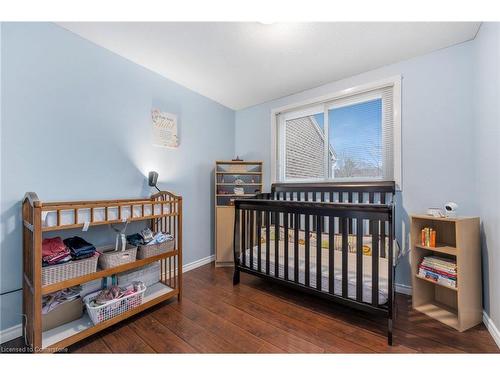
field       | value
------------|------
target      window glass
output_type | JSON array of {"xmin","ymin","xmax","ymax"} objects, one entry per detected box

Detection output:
[
  {"xmin": 284, "ymin": 112, "xmax": 326, "ymax": 180},
  {"xmin": 328, "ymin": 98, "xmax": 382, "ymax": 179}
]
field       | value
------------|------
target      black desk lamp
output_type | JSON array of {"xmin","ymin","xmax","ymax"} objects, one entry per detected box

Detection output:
[{"xmin": 148, "ymin": 171, "xmax": 160, "ymax": 192}]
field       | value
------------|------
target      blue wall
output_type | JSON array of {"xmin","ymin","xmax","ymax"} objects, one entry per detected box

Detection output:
[
  {"xmin": 235, "ymin": 41, "xmax": 477, "ymax": 290},
  {"xmin": 474, "ymin": 22, "xmax": 500, "ymax": 341},
  {"xmin": 0, "ymin": 23, "xmax": 235, "ymax": 332}
]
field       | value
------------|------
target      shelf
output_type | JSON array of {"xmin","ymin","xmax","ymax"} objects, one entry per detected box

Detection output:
[
  {"xmin": 415, "ymin": 274, "xmax": 458, "ymax": 291},
  {"xmin": 41, "ymin": 213, "xmax": 177, "ymax": 232},
  {"xmin": 216, "ymin": 194, "xmax": 256, "ymax": 197},
  {"xmin": 216, "ymin": 160, "xmax": 262, "ymax": 165},
  {"xmin": 42, "ymin": 250, "xmax": 178, "ymax": 294},
  {"xmin": 414, "ymin": 243, "xmax": 457, "ymax": 256},
  {"xmin": 414, "ymin": 301, "xmax": 459, "ymax": 330},
  {"xmin": 216, "ymin": 183, "xmax": 262, "ymax": 186},
  {"xmin": 411, "ymin": 214, "xmax": 474, "ymax": 222},
  {"xmin": 42, "ymin": 282, "xmax": 176, "ymax": 350},
  {"xmin": 216, "ymin": 172, "xmax": 261, "ymax": 175}
]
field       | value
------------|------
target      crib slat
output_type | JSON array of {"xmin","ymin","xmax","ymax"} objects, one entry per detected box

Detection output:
[
  {"xmin": 380, "ymin": 193, "xmax": 386, "ymax": 258},
  {"xmin": 320, "ymin": 192, "xmax": 326, "ymax": 231},
  {"xmin": 348, "ymin": 192, "xmax": 353, "ymax": 234},
  {"xmin": 305, "ymin": 213, "xmax": 310, "ymax": 287},
  {"xmin": 294, "ymin": 213, "xmax": 300, "ymax": 283},
  {"xmin": 257, "ymin": 211, "xmax": 262, "ymax": 272},
  {"xmin": 275, "ymin": 211, "xmax": 279, "ymax": 277},
  {"xmin": 368, "ymin": 192, "xmax": 374, "ymax": 234},
  {"xmin": 249, "ymin": 210, "xmax": 254, "ymax": 270},
  {"xmin": 388, "ymin": 216, "xmax": 394, "ymax": 331},
  {"xmin": 371, "ymin": 219, "xmax": 379, "ymax": 306},
  {"xmin": 356, "ymin": 218, "xmax": 363, "ymax": 302},
  {"xmin": 234, "ymin": 208, "xmax": 240, "ymax": 266},
  {"xmin": 241, "ymin": 210, "xmax": 246, "ymax": 266},
  {"xmin": 316, "ymin": 215, "xmax": 322, "ymax": 291},
  {"xmin": 342, "ymin": 217, "xmax": 348, "ymax": 298},
  {"xmin": 312, "ymin": 191, "xmax": 317, "ymax": 229},
  {"xmin": 265, "ymin": 210, "xmax": 270, "ymax": 275},
  {"xmin": 328, "ymin": 216, "xmax": 335, "ymax": 294},
  {"xmin": 284, "ymin": 212, "xmax": 289, "ymax": 280}
]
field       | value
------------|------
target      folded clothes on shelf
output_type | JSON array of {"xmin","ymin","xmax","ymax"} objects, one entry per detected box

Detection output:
[
  {"xmin": 126, "ymin": 233, "xmax": 144, "ymax": 247},
  {"xmin": 42, "ymin": 237, "xmax": 71, "ymax": 266},
  {"xmin": 63, "ymin": 236, "xmax": 97, "ymax": 259},
  {"xmin": 126, "ymin": 229, "xmax": 174, "ymax": 246},
  {"xmin": 148, "ymin": 232, "xmax": 173, "ymax": 245},
  {"xmin": 42, "ymin": 286, "xmax": 82, "ymax": 314}
]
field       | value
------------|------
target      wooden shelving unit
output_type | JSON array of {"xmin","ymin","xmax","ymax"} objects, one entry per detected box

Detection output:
[
  {"xmin": 22, "ymin": 190, "xmax": 182, "ymax": 352},
  {"xmin": 410, "ymin": 215, "xmax": 481, "ymax": 332},
  {"xmin": 214, "ymin": 160, "xmax": 263, "ymax": 267}
]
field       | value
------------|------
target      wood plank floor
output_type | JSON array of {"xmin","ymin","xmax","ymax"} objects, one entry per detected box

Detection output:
[{"xmin": 3, "ymin": 263, "xmax": 499, "ymax": 353}]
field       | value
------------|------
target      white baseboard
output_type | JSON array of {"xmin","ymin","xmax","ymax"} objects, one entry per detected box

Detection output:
[
  {"xmin": 483, "ymin": 311, "xmax": 500, "ymax": 349},
  {"xmin": 0, "ymin": 323, "xmax": 22, "ymax": 344},
  {"xmin": 182, "ymin": 254, "xmax": 215, "ymax": 273},
  {"xmin": 395, "ymin": 283, "xmax": 412, "ymax": 295},
  {"xmin": 0, "ymin": 254, "xmax": 216, "ymax": 345}
]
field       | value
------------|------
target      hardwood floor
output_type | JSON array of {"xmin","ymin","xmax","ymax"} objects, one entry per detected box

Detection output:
[{"xmin": 3, "ymin": 262, "xmax": 499, "ymax": 353}]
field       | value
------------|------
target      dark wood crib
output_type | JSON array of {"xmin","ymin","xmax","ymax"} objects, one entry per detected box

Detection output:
[{"xmin": 232, "ymin": 181, "xmax": 396, "ymax": 345}]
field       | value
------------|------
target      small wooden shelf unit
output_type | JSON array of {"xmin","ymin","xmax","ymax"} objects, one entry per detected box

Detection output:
[
  {"xmin": 215, "ymin": 160, "xmax": 263, "ymax": 266},
  {"xmin": 410, "ymin": 215, "xmax": 481, "ymax": 332},
  {"xmin": 22, "ymin": 191, "xmax": 182, "ymax": 352}
]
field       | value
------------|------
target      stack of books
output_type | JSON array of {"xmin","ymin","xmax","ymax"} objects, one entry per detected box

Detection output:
[
  {"xmin": 418, "ymin": 256, "xmax": 457, "ymax": 288},
  {"xmin": 421, "ymin": 227, "xmax": 436, "ymax": 247}
]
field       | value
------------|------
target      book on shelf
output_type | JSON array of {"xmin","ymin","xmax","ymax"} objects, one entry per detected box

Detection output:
[{"xmin": 420, "ymin": 227, "xmax": 436, "ymax": 247}]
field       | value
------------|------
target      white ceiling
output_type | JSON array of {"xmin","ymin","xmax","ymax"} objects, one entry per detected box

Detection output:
[{"xmin": 57, "ymin": 22, "xmax": 480, "ymax": 110}]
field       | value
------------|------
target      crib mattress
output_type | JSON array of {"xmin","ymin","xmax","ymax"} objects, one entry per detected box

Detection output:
[{"xmin": 242, "ymin": 240, "xmax": 388, "ymax": 305}]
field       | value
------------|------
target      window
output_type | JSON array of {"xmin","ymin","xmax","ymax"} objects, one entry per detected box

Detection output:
[{"xmin": 273, "ymin": 77, "xmax": 401, "ymax": 187}]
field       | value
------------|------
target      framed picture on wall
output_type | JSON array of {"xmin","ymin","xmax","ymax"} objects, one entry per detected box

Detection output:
[{"xmin": 151, "ymin": 108, "xmax": 179, "ymax": 148}]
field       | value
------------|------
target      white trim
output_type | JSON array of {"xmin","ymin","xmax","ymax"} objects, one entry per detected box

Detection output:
[
  {"xmin": 483, "ymin": 311, "xmax": 500, "ymax": 349},
  {"xmin": 271, "ymin": 75, "xmax": 402, "ymax": 189},
  {"xmin": 0, "ymin": 323, "xmax": 23, "ymax": 344},
  {"xmin": 272, "ymin": 76, "xmax": 402, "ymax": 116},
  {"xmin": 326, "ymin": 90, "xmax": 382, "ymax": 110},
  {"xmin": 392, "ymin": 77, "xmax": 402, "ymax": 190},
  {"xmin": 271, "ymin": 113, "xmax": 278, "ymax": 183},
  {"xmin": 182, "ymin": 254, "xmax": 215, "ymax": 273},
  {"xmin": 395, "ymin": 283, "xmax": 412, "ymax": 296}
]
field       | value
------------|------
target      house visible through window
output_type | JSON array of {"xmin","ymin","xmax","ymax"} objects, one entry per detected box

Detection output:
[{"xmin": 275, "ymin": 78, "xmax": 400, "ymax": 185}]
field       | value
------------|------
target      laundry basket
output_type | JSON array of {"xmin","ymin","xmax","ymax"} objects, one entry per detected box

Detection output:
[{"xmin": 83, "ymin": 283, "xmax": 146, "ymax": 325}]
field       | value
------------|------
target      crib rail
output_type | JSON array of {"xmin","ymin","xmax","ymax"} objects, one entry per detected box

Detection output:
[{"xmin": 233, "ymin": 181, "xmax": 396, "ymax": 344}]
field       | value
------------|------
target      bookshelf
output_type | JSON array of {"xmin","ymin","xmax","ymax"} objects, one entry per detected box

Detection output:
[
  {"xmin": 214, "ymin": 161, "xmax": 263, "ymax": 266},
  {"xmin": 410, "ymin": 215, "xmax": 482, "ymax": 332}
]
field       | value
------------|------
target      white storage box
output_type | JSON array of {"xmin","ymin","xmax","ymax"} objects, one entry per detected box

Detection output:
[{"xmin": 117, "ymin": 262, "xmax": 160, "ymax": 287}]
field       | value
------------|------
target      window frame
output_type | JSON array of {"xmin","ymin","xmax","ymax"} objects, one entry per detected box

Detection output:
[{"xmin": 271, "ymin": 76, "xmax": 402, "ymax": 189}]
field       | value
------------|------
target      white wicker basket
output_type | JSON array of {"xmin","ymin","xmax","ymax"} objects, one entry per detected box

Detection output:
[
  {"xmin": 98, "ymin": 244, "xmax": 137, "ymax": 270},
  {"xmin": 137, "ymin": 239, "xmax": 174, "ymax": 260},
  {"xmin": 42, "ymin": 254, "xmax": 99, "ymax": 286},
  {"xmin": 83, "ymin": 283, "xmax": 146, "ymax": 325}
]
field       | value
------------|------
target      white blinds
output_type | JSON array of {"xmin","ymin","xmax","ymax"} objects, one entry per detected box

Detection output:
[
  {"xmin": 276, "ymin": 82, "xmax": 397, "ymax": 183},
  {"xmin": 381, "ymin": 86, "xmax": 394, "ymax": 181}
]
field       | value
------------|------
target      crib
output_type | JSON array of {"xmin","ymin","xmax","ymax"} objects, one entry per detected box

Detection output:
[{"xmin": 232, "ymin": 181, "xmax": 396, "ymax": 345}]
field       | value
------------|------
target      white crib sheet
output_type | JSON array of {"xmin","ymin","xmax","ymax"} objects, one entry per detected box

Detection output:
[{"xmin": 242, "ymin": 240, "xmax": 388, "ymax": 305}]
